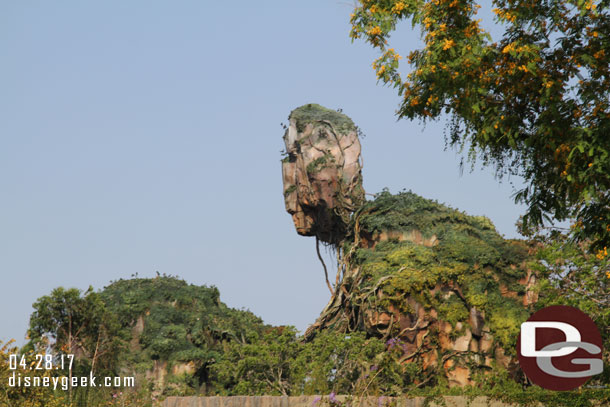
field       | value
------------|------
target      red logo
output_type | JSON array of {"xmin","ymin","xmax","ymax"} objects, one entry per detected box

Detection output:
[{"xmin": 517, "ymin": 305, "xmax": 603, "ymax": 391}]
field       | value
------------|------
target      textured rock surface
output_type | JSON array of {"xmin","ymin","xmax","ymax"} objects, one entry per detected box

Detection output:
[{"xmin": 282, "ymin": 104, "xmax": 364, "ymax": 244}]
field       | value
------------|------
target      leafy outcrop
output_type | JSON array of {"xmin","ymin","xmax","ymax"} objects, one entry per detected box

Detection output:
[{"xmin": 100, "ymin": 276, "xmax": 267, "ymax": 394}]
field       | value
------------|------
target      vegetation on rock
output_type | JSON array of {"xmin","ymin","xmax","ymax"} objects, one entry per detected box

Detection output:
[{"xmin": 306, "ymin": 190, "xmax": 536, "ymax": 387}]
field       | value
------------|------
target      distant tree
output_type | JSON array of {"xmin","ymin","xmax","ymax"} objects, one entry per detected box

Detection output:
[
  {"xmin": 211, "ymin": 327, "xmax": 302, "ymax": 396},
  {"xmin": 349, "ymin": 0, "xmax": 610, "ymax": 254},
  {"xmin": 27, "ymin": 287, "xmax": 121, "ymax": 375}
]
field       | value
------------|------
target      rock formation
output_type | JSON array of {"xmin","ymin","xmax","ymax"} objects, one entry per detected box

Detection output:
[
  {"xmin": 282, "ymin": 104, "xmax": 364, "ymax": 245},
  {"xmin": 282, "ymin": 105, "xmax": 538, "ymax": 388},
  {"xmin": 305, "ymin": 192, "xmax": 538, "ymax": 387}
]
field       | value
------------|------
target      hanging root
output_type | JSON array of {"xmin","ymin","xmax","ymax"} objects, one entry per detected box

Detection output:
[{"xmin": 316, "ymin": 236, "xmax": 334, "ymax": 295}]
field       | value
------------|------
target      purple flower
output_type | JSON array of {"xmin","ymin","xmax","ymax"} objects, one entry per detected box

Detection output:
[
  {"xmin": 377, "ymin": 396, "xmax": 385, "ymax": 407},
  {"xmin": 312, "ymin": 397, "xmax": 321, "ymax": 406},
  {"xmin": 329, "ymin": 392, "xmax": 337, "ymax": 403},
  {"xmin": 387, "ymin": 337, "xmax": 402, "ymax": 350},
  {"xmin": 370, "ymin": 365, "xmax": 378, "ymax": 372}
]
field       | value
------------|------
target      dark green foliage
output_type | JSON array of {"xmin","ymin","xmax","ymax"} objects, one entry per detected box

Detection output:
[{"xmin": 289, "ymin": 104, "xmax": 357, "ymax": 134}]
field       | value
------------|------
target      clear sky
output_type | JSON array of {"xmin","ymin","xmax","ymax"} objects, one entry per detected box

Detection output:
[{"xmin": 1, "ymin": 1, "xmax": 526, "ymax": 345}]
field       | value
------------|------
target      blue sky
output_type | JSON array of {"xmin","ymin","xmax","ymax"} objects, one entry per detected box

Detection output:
[{"xmin": 0, "ymin": 1, "xmax": 525, "ymax": 345}]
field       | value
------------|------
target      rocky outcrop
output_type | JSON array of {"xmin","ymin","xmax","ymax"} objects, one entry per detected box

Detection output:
[
  {"xmin": 280, "ymin": 106, "xmax": 539, "ymax": 388},
  {"xmin": 282, "ymin": 104, "xmax": 364, "ymax": 244},
  {"xmin": 303, "ymin": 191, "xmax": 537, "ymax": 387}
]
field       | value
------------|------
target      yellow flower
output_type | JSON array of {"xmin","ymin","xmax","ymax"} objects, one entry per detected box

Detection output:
[
  {"xmin": 368, "ymin": 26, "xmax": 382, "ymax": 36},
  {"xmin": 392, "ymin": 2, "xmax": 406, "ymax": 14},
  {"xmin": 502, "ymin": 43, "xmax": 514, "ymax": 54},
  {"xmin": 369, "ymin": 5, "xmax": 379, "ymax": 13},
  {"xmin": 443, "ymin": 38, "xmax": 455, "ymax": 50}
]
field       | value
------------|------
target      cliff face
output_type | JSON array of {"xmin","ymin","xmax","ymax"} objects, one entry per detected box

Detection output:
[{"xmin": 282, "ymin": 104, "xmax": 364, "ymax": 245}]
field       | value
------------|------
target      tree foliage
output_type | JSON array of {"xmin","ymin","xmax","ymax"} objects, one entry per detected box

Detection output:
[
  {"xmin": 27, "ymin": 286, "xmax": 122, "ymax": 375},
  {"xmin": 530, "ymin": 231, "xmax": 610, "ymax": 385},
  {"xmin": 210, "ymin": 328, "xmax": 404, "ymax": 396},
  {"xmin": 349, "ymin": 0, "xmax": 610, "ymax": 254}
]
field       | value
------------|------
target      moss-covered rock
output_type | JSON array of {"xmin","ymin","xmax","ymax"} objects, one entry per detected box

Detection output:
[
  {"xmin": 289, "ymin": 103, "xmax": 357, "ymax": 134},
  {"xmin": 307, "ymin": 191, "xmax": 537, "ymax": 387},
  {"xmin": 100, "ymin": 276, "xmax": 268, "ymax": 394}
]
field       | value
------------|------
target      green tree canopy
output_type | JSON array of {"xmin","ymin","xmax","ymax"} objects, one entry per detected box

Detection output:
[
  {"xmin": 27, "ymin": 286, "xmax": 121, "ymax": 374},
  {"xmin": 349, "ymin": 0, "xmax": 610, "ymax": 255}
]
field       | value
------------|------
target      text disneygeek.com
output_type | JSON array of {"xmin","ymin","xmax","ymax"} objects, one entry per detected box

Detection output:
[
  {"xmin": 7, "ymin": 354, "xmax": 134, "ymax": 390},
  {"xmin": 7, "ymin": 372, "xmax": 135, "ymax": 391}
]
